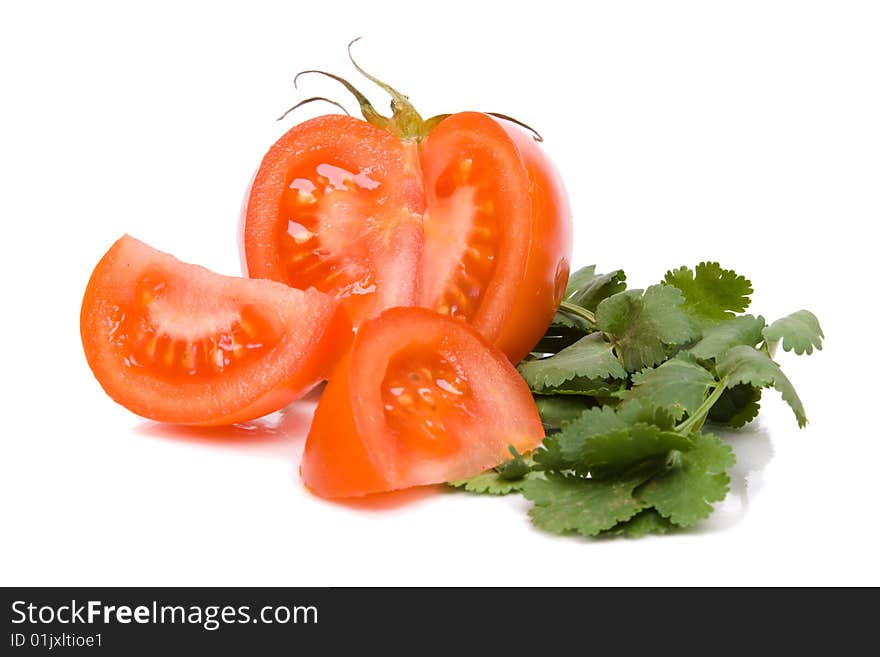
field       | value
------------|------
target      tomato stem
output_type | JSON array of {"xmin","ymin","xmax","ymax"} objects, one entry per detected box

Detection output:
[
  {"xmin": 285, "ymin": 39, "xmax": 545, "ymax": 144},
  {"xmin": 293, "ymin": 68, "xmax": 390, "ymax": 130},
  {"xmin": 277, "ymin": 97, "xmax": 351, "ymax": 121}
]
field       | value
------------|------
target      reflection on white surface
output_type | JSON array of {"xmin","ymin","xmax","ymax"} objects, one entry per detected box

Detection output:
[
  {"xmin": 133, "ymin": 399, "xmax": 318, "ymax": 460},
  {"xmin": 693, "ymin": 421, "xmax": 775, "ymax": 534}
]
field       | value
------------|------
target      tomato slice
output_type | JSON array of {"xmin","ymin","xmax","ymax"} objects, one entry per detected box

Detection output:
[
  {"xmin": 81, "ymin": 235, "xmax": 351, "ymax": 425},
  {"xmin": 300, "ymin": 307, "xmax": 544, "ymax": 498},
  {"xmin": 418, "ymin": 112, "xmax": 572, "ymax": 363},
  {"xmin": 243, "ymin": 115, "xmax": 424, "ymax": 327}
]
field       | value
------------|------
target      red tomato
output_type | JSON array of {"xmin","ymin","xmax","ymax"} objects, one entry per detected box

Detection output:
[
  {"xmin": 243, "ymin": 96, "xmax": 571, "ymax": 363},
  {"xmin": 300, "ymin": 307, "xmax": 545, "ymax": 498},
  {"xmin": 418, "ymin": 112, "xmax": 572, "ymax": 363},
  {"xmin": 81, "ymin": 235, "xmax": 351, "ymax": 425},
  {"xmin": 243, "ymin": 115, "xmax": 425, "ymax": 328}
]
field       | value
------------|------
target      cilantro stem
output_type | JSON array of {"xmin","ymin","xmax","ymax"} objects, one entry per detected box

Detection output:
[
  {"xmin": 558, "ymin": 301, "xmax": 597, "ymax": 326},
  {"xmin": 675, "ymin": 377, "xmax": 729, "ymax": 434}
]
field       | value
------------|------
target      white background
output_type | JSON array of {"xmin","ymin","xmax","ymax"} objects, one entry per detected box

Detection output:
[{"xmin": 2, "ymin": 1, "xmax": 878, "ymax": 586}]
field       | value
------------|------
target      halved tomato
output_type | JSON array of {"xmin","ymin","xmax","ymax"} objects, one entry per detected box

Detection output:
[
  {"xmin": 418, "ymin": 111, "xmax": 572, "ymax": 363},
  {"xmin": 243, "ymin": 115, "xmax": 424, "ymax": 328},
  {"xmin": 243, "ymin": 55, "xmax": 571, "ymax": 362},
  {"xmin": 81, "ymin": 235, "xmax": 351, "ymax": 425},
  {"xmin": 300, "ymin": 307, "xmax": 545, "ymax": 498}
]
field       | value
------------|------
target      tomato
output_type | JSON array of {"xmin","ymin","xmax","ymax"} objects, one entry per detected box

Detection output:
[
  {"xmin": 243, "ymin": 115, "xmax": 424, "ymax": 328},
  {"xmin": 300, "ymin": 307, "xmax": 545, "ymax": 498},
  {"xmin": 81, "ymin": 235, "xmax": 352, "ymax": 425},
  {"xmin": 417, "ymin": 111, "xmax": 572, "ymax": 363},
  {"xmin": 242, "ymin": 59, "xmax": 571, "ymax": 361}
]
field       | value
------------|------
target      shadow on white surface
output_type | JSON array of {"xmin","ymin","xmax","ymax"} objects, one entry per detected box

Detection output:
[
  {"xmin": 686, "ymin": 420, "xmax": 775, "ymax": 535},
  {"xmin": 134, "ymin": 403, "xmax": 316, "ymax": 460}
]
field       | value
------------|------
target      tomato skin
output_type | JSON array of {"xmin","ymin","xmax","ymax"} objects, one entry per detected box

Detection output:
[
  {"xmin": 81, "ymin": 235, "xmax": 352, "ymax": 426},
  {"xmin": 244, "ymin": 111, "xmax": 572, "ymax": 363},
  {"xmin": 418, "ymin": 112, "xmax": 572, "ymax": 364},
  {"xmin": 492, "ymin": 118, "xmax": 573, "ymax": 362},
  {"xmin": 301, "ymin": 307, "xmax": 544, "ymax": 498}
]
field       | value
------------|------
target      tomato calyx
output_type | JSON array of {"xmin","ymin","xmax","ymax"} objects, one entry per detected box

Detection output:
[{"xmin": 280, "ymin": 38, "xmax": 543, "ymax": 143}]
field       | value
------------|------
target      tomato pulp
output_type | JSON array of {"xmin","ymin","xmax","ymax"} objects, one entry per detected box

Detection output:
[
  {"xmin": 81, "ymin": 235, "xmax": 351, "ymax": 425},
  {"xmin": 243, "ymin": 75, "xmax": 571, "ymax": 362},
  {"xmin": 301, "ymin": 307, "xmax": 545, "ymax": 498}
]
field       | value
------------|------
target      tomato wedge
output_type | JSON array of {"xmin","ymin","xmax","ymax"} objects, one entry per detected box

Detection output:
[
  {"xmin": 81, "ymin": 235, "xmax": 351, "ymax": 425},
  {"xmin": 243, "ymin": 55, "xmax": 571, "ymax": 361},
  {"xmin": 243, "ymin": 115, "xmax": 424, "ymax": 328},
  {"xmin": 301, "ymin": 307, "xmax": 545, "ymax": 498}
]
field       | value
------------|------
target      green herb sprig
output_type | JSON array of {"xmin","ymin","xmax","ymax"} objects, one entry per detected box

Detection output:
[{"xmin": 452, "ymin": 263, "xmax": 823, "ymax": 538}]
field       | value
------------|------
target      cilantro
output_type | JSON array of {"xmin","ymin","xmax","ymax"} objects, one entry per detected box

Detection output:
[
  {"xmin": 688, "ymin": 314, "xmax": 766, "ymax": 361},
  {"xmin": 600, "ymin": 509, "xmax": 675, "ymax": 538},
  {"xmin": 531, "ymin": 378, "xmax": 621, "ymax": 398},
  {"xmin": 496, "ymin": 446, "xmax": 531, "ymax": 480},
  {"xmin": 466, "ymin": 262, "xmax": 820, "ymax": 540},
  {"xmin": 707, "ymin": 384, "xmax": 762, "ymax": 428},
  {"xmin": 716, "ymin": 345, "xmax": 807, "ymax": 427},
  {"xmin": 532, "ymin": 435, "xmax": 569, "ymax": 472},
  {"xmin": 523, "ymin": 472, "xmax": 649, "ymax": 537},
  {"xmin": 618, "ymin": 357, "xmax": 717, "ymax": 421},
  {"xmin": 449, "ymin": 446, "xmax": 534, "ymax": 495},
  {"xmin": 555, "ymin": 406, "xmax": 693, "ymax": 475},
  {"xmin": 636, "ymin": 433, "xmax": 735, "ymax": 527},
  {"xmin": 534, "ymin": 395, "xmax": 594, "ymax": 432},
  {"xmin": 664, "ymin": 262, "xmax": 753, "ymax": 324},
  {"xmin": 763, "ymin": 310, "xmax": 824, "ymax": 355},
  {"xmin": 518, "ymin": 334, "xmax": 626, "ymax": 391},
  {"xmin": 564, "ymin": 266, "xmax": 627, "ymax": 312},
  {"xmin": 550, "ymin": 309, "xmax": 592, "ymax": 332},
  {"xmin": 596, "ymin": 285, "xmax": 697, "ymax": 371},
  {"xmin": 448, "ymin": 470, "xmax": 533, "ymax": 495}
]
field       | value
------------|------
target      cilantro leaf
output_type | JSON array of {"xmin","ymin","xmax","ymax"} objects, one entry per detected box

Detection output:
[
  {"xmin": 636, "ymin": 433, "xmax": 735, "ymax": 527},
  {"xmin": 596, "ymin": 285, "xmax": 697, "ymax": 371},
  {"xmin": 689, "ymin": 314, "xmax": 766, "ymax": 361},
  {"xmin": 550, "ymin": 309, "xmax": 592, "ymax": 332},
  {"xmin": 664, "ymin": 262, "xmax": 752, "ymax": 324},
  {"xmin": 564, "ymin": 266, "xmax": 627, "ymax": 312},
  {"xmin": 708, "ymin": 384, "xmax": 762, "ymax": 428},
  {"xmin": 618, "ymin": 357, "xmax": 717, "ymax": 421},
  {"xmin": 448, "ymin": 470, "xmax": 533, "ymax": 495},
  {"xmin": 763, "ymin": 310, "xmax": 824, "ymax": 355},
  {"xmin": 496, "ymin": 446, "xmax": 531, "ymax": 480},
  {"xmin": 523, "ymin": 472, "xmax": 648, "ymax": 537},
  {"xmin": 716, "ymin": 345, "xmax": 807, "ymax": 427},
  {"xmin": 564, "ymin": 265, "xmax": 598, "ymax": 296},
  {"xmin": 555, "ymin": 407, "xmax": 693, "ymax": 476},
  {"xmin": 532, "ymin": 377, "xmax": 621, "ymax": 397},
  {"xmin": 601, "ymin": 509, "xmax": 675, "ymax": 538},
  {"xmin": 534, "ymin": 395, "xmax": 595, "ymax": 432},
  {"xmin": 532, "ymin": 435, "xmax": 570, "ymax": 472},
  {"xmin": 533, "ymin": 325, "xmax": 588, "ymax": 354},
  {"xmin": 616, "ymin": 399, "xmax": 679, "ymax": 430},
  {"xmin": 518, "ymin": 334, "xmax": 626, "ymax": 391}
]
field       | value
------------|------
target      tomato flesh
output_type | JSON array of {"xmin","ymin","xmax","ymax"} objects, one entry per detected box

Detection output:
[
  {"xmin": 82, "ymin": 235, "xmax": 352, "ymax": 425},
  {"xmin": 244, "ymin": 115, "xmax": 424, "ymax": 327},
  {"xmin": 418, "ymin": 112, "xmax": 572, "ymax": 362},
  {"xmin": 301, "ymin": 307, "xmax": 545, "ymax": 498},
  {"xmin": 244, "ymin": 112, "xmax": 571, "ymax": 362}
]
